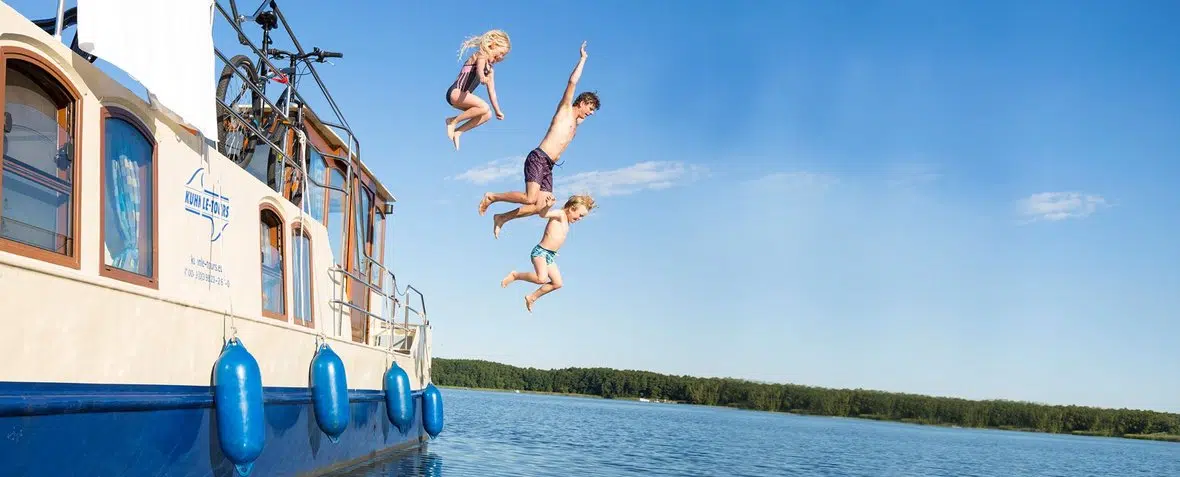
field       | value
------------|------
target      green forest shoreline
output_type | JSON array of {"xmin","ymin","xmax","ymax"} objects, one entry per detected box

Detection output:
[{"xmin": 433, "ymin": 358, "xmax": 1180, "ymax": 443}]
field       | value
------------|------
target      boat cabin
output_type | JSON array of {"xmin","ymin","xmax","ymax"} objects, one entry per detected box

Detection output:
[{"xmin": 0, "ymin": 1, "xmax": 423, "ymax": 352}]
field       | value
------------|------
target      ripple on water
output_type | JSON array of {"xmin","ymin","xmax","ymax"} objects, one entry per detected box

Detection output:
[{"xmin": 327, "ymin": 389, "xmax": 1180, "ymax": 476}]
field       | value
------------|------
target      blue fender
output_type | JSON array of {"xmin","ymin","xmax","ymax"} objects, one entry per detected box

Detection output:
[
  {"xmin": 212, "ymin": 338, "xmax": 265, "ymax": 476},
  {"xmin": 309, "ymin": 342, "xmax": 350, "ymax": 442},
  {"xmin": 383, "ymin": 362, "xmax": 414, "ymax": 433},
  {"xmin": 422, "ymin": 383, "xmax": 444, "ymax": 438}
]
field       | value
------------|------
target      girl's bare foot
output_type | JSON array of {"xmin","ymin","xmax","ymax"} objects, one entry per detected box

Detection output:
[
  {"xmin": 452, "ymin": 131, "xmax": 462, "ymax": 151},
  {"xmin": 524, "ymin": 295, "xmax": 536, "ymax": 312},
  {"xmin": 501, "ymin": 271, "xmax": 515, "ymax": 288},
  {"xmin": 445, "ymin": 117, "xmax": 456, "ymax": 143},
  {"xmin": 478, "ymin": 193, "xmax": 495, "ymax": 216}
]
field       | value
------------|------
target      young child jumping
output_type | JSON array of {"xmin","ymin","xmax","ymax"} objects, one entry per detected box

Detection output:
[
  {"xmin": 500, "ymin": 194, "xmax": 596, "ymax": 312},
  {"xmin": 445, "ymin": 29, "xmax": 510, "ymax": 151}
]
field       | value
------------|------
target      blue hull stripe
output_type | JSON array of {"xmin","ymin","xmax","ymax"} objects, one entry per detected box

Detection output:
[
  {"xmin": 0, "ymin": 381, "xmax": 431, "ymax": 476},
  {"xmin": 0, "ymin": 382, "xmax": 424, "ymax": 417}
]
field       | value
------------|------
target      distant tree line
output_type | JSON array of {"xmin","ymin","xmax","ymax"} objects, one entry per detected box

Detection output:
[{"xmin": 433, "ymin": 358, "xmax": 1180, "ymax": 440}]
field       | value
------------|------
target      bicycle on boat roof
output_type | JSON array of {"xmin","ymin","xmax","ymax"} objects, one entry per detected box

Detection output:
[
  {"xmin": 215, "ymin": 0, "xmax": 343, "ymax": 175},
  {"xmin": 30, "ymin": 2, "xmax": 343, "ymax": 176},
  {"xmin": 30, "ymin": 1, "xmax": 343, "ymax": 205}
]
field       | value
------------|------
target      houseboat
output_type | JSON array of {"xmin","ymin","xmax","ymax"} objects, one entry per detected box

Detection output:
[{"xmin": 0, "ymin": 1, "xmax": 442, "ymax": 475}]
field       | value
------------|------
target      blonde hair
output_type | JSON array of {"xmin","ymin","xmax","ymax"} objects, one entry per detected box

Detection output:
[
  {"xmin": 457, "ymin": 29, "xmax": 511, "ymax": 62},
  {"xmin": 563, "ymin": 194, "xmax": 596, "ymax": 212}
]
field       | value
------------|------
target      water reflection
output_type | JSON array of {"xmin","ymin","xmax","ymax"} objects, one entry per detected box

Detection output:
[{"xmin": 325, "ymin": 446, "xmax": 443, "ymax": 477}]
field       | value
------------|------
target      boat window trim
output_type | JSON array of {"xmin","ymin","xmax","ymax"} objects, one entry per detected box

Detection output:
[
  {"xmin": 0, "ymin": 46, "xmax": 84, "ymax": 270},
  {"xmin": 346, "ymin": 178, "xmax": 374, "ymax": 343},
  {"xmin": 259, "ymin": 203, "xmax": 287, "ymax": 322},
  {"xmin": 97, "ymin": 106, "xmax": 159, "ymax": 289},
  {"xmin": 324, "ymin": 154, "xmax": 348, "ymax": 265},
  {"xmin": 291, "ymin": 220, "xmax": 315, "ymax": 329}
]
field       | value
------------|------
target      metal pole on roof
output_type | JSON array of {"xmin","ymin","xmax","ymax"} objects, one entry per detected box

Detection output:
[{"xmin": 53, "ymin": 0, "xmax": 65, "ymax": 40}]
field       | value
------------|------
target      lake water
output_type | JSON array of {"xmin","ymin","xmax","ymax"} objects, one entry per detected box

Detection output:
[{"xmin": 329, "ymin": 388, "xmax": 1179, "ymax": 476}]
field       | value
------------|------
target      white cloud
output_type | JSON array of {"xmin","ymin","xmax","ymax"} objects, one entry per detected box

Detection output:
[
  {"xmin": 744, "ymin": 172, "xmax": 838, "ymax": 193},
  {"xmin": 449, "ymin": 157, "xmax": 522, "ymax": 185},
  {"xmin": 450, "ymin": 158, "xmax": 706, "ymax": 199},
  {"xmin": 555, "ymin": 161, "xmax": 708, "ymax": 197},
  {"xmin": 1018, "ymin": 192, "xmax": 1109, "ymax": 223}
]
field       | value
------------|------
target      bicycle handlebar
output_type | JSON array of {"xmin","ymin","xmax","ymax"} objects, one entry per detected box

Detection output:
[{"xmin": 269, "ymin": 47, "xmax": 343, "ymax": 63}]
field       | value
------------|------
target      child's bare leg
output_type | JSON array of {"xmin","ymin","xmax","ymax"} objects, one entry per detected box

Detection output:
[
  {"xmin": 508, "ymin": 257, "xmax": 550, "ymax": 286},
  {"xmin": 493, "ymin": 201, "xmax": 546, "ymax": 234},
  {"xmin": 480, "ymin": 181, "xmax": 541, "ymax": 215},
  {"xmin": 525, "ymin": 264, "xmax": 562, "ymax": 312},
  {"xmin": 445, "ymin": 93, "xmax": 489, "ymax": 150},
  {"xmin": 479, "ymin": 191, "xmax": 529, "ymax": 215},
  {"xmin": 491, "ymin": 186, "xmax": 550, "ymax": 237},
  {"xmin": 456, "ymin": 111, "xmax": 492, "ymax": 132}
]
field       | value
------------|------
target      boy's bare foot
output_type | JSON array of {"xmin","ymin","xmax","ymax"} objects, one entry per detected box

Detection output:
[
  {"xmin": 524, "ymin": 295, "xmax": 536, "ymax": 312},
  {"xmin": 501, "ymin": 271, "xmax": 515, "ymax": 288},
  {"xmin": 478, "ymin": 193, "xmax": 495, "ymax": 216},
  {"xmin": 492, "ymin": 213, "xmax": 507, "ymax": 239}
]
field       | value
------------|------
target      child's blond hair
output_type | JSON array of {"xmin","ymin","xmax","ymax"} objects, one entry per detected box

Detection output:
[
  {"xmin": 457, "ymin": 29, "xmax": 511, "ymax": 62},
  {"xmin": 563, "ymin": 194, "xmax": 596, "ymax": 212}
]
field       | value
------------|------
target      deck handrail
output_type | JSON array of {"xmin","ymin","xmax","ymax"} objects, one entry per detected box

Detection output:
[{"xmin": 358, "ymin": 252, "xmax": 428, "ymax": 325}]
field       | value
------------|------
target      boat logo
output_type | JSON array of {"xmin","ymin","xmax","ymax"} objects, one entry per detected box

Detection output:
[{"xmin": 183, "ymin": 167, "xmax": 231, "ymax": 242}]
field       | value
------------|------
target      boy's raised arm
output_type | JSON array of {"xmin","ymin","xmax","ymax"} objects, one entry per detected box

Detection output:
[
  {"xmin": 560, "ymin": 41, "xmax": 588, "ymax": 107},
  {"xmin": 541, "ymin": 205, "xmax": 565, "ymax": 219}
]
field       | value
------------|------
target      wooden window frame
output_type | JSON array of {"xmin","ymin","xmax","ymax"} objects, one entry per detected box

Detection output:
[
  {"xmin": 291, "ymin": 221, "xmax": 315, "ymax": 329},
  {"xmin": 0, "ymin": 47, "xmax": 83, "ymax": 270},
  {"xmin": 373, "ymin": 206, "xmax": 387, "ymax": 288},
  {"xmin": 259, "ymin": 203, "xmax": 287, "ymax": 321},
  {"xmin": 97, "ymin": 107, "xmax": 159, "ymax": 289},
  {"xmin": 345, "ymin": 178, "xmax": 373, "ymax": 343}
]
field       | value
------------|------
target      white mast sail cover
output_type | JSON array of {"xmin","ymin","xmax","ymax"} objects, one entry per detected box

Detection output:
[{"xmin": 76, "ymin": 0, "xmax": 218, "ymax": 143}]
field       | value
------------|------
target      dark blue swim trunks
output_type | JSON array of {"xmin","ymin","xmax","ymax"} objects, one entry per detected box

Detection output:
[{"xmin": 523, "ymin": 148, "xmax": 554, "ymax": 192}]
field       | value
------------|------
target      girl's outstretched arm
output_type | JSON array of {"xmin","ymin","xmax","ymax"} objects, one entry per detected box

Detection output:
[
  {"xmin": 474, "ymin": 56, "xmax": 503, "ymax": 119},
  {"xmin": 486, "ymin": 70, "xmax": 503, "ymax": 120}
]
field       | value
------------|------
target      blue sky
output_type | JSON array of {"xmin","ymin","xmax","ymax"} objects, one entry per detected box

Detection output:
[{"xmin": 9, "ymin": 0, "xmax": 1180, "ymax": 412}]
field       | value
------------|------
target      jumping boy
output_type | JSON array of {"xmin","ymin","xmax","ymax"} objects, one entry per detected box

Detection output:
[
  {"xmin": 500, "ymin": 194, "xmax": 596, "ymax": 312},
  {"xmin": 478, "ymin": 41, "xmax": 599, "ymax": 239}
]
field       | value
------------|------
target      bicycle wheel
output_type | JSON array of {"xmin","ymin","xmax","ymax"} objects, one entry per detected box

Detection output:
[{"xmin": 215, "ymin": 54, "xmax": 259, "ymax": 162}]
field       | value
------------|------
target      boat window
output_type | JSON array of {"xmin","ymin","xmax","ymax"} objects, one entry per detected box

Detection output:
[
  {"xmin": 352, "ymin": 184, "xmax": 373, "ymax": 274},
  {"xmin": 260, "ymin": 205, "xmax": 286, "ymax": 320},
  {"xmin": 348, "ymin": 183, "xmax": 374, "ymax": 343},
  {"xmin": 292, "ymin": 223, "xmax": 313, "ymax": 328},
  {"xmin": 372, "ymin": 207, "xmax": 386, "ymax": 286},
  {"xmin": 100, "ymin": 109, "xmax": 156, "ymax": 288},
  {"xmin": 306, "ymin": 148, "xmax": 327, "ymax": 223},
  {"xmin": 0, "ymin": 56, "xmax": 80, "ymax": 268},
  {"xmin": 326, "ymin": 165, "xmax": 346, "ymax": 264}
]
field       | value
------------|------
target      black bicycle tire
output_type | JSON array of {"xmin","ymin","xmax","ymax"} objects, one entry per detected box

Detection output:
[{"xmin": 215, "ymin": 54, "xmax": 259, "ymax": 150}]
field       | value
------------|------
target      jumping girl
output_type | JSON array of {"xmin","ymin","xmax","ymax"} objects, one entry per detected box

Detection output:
[{"xmin": 445, "ymin": 29, "xmax": 510, "ymax": 151}]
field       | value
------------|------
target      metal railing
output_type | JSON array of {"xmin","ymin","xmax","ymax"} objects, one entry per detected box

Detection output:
[
  {"xmin": 213, "ymin": 1, "xmax": 339, "ymax": 195},
  {"xmin": 328, "ymin": 253, "xmax": 428, "ymax": 353}
]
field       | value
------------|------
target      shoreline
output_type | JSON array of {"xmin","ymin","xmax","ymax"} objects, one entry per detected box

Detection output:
[{"xmin": 440, "ymin": 386, "xmax": 1180, "ymax": 443}]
